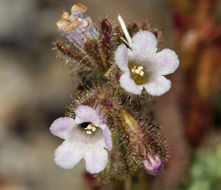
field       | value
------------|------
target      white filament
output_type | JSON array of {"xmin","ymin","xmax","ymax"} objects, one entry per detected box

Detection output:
[{"xmin": 118, "ymin": 14, "xmax": 133, "ymax": 48}]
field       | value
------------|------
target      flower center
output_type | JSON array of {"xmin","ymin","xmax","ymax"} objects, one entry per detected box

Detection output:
[
  {"xmin": 79, "ymin": 122, "xmax": 97, "ymax": 135},
  {"xmin": 128, "ymin": 61, "xmax": 150, "ymax": 85}
]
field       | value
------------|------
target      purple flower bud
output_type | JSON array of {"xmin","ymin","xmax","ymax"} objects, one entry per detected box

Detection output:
[
  {"xmin": 119, "ymin": 110, "xmax": 163, "ymax": 174},
  {"xmin": 142, "ymin": 153, "xmax": 162, "ymax": 174},
  {"xmin": 56, "ymin": 3, "xmax": 99, "ymax": 48}
]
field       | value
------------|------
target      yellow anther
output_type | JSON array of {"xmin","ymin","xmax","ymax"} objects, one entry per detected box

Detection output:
[
  {"xmin": 128, "ymin": 62, "xmax": 150, "ymax": 85},
  {"xmin": 137, "ymin": 66, "xmax": 143, "ymax": 73},
  {"xmin": 86, "ymin": 131, "xmax": 92, "ymax": 135},
  {"xmin": 131, "ymin": 65, "xmax": 145, "ymax": 76},
  {"xmin": 84, "ymin": 123, "xmax": 97, "ymax": 135},
  {"xmin": 139, "ymin": 71, "xmax": 144, "ymax": 76},
  {"xmin": 87, "ymin": 125, "xmax": 92, "ymax": 129}
]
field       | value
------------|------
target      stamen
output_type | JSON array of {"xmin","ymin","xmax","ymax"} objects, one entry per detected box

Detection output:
[
  {"xmin": 131, "ymin": 65, "xmax": 145, "ymax": 76},
  {"xmin": 128, "ymin": 62, "xmax": 150, "ymax": 85},
  {"xmin": 86, "ymin": 131, "xmax": 92, "ymax": 134},
  {"xmin": 81, "ymin": 123, "xmax": 97, "ymax": 135}
]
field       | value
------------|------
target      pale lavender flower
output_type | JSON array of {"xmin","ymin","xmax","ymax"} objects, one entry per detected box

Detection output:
[
  {"xmin": 115, "ymin": 15, "xmax": 179, "ymax": 96},
  {"xmin": 50, "ymin": 105, "xmax": 112, "ymax": 174}
]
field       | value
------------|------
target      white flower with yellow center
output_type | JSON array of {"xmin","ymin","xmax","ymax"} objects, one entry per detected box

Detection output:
[
  {"xmin": 115, "ymin": 15, "xmax": 179, "ymax": 96},
  {"xmin": 50, "ymin": 105, "xmax": 112, "ymax": 174}
]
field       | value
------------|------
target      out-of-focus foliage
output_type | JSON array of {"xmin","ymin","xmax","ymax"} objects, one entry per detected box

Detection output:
[
  {"xmin": 167, "ymin": 0, "xmax": 221, "ymax": 146},
  {"xmin": 177, "ymin": 142, "xmax": 221, "ymax": 190}
]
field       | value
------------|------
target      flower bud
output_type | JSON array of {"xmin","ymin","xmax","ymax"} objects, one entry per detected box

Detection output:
[
  {"xmin": 57, "ymin": 3, "xmax": 99, "ymax": 48},
  {"xmin": 119, "ymin": 110, "xmax": 164, "ymax": 174}
]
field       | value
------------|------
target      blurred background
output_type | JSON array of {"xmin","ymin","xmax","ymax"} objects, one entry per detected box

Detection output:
[{"xmin": 0, "ymin": 0, "xmax": 221, "ymax": 189}]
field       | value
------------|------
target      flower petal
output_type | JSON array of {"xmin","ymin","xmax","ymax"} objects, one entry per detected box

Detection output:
[
  {"xmin": 142, "ymin": 154, "xmax": 162, "ymax": 174},
  {"xmin": 132, "ymin": 30, "xmax": 157, "ymax": 55},
  {"xmin": 155, "ymin": 48, "xmax": 179, "ymax": 75},
  {"xmin": 144, "ymin": 76, "xmax": 171, "ymax": 96},
  {"xmin": 50, "ymin": 117, "xmax": 75, "ymax": 139},
  {"xmin": 103, "ymin": 127, "xmax": 112, "ymax": 151},
  {"xmin": 119, "ymin": 72, "xmax": 143, "ymax": 95},
  {"xmin": 94, "ymin": 123, "xmax": 112, "ymax": 151},
  {"xmin": 115, "ymin": 44, "xmax": 129, "ymax": 72},
  {"xmin": 84, "ymin": 140, "xmax": 108, "ymax": 174},
  {"xmin": 54, "ymin": 141, "xmax": 83, "ymax": 169},
  {"xmin": 74, "ymin": 105, "xmax": 101, "ymax": 126}
]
